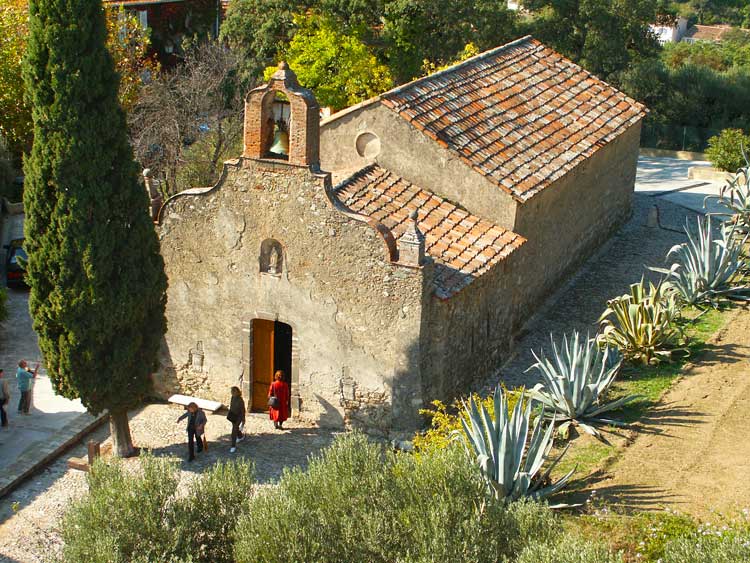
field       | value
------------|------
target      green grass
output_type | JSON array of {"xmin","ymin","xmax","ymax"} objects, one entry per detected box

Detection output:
[
  {"xmin": 613, "ymin": 306, "xmax": 730, "ymax": 422},
  {"xmin": 554, "ymin": 440, "xmax": 614, "ymax": 478},
  {"xmin": 569, "ymin": 510, "xmax": 699, "ymax": 563},
  {"xmin": 550, "ymin": 305, "xmax": 733, "ymax": 482}
]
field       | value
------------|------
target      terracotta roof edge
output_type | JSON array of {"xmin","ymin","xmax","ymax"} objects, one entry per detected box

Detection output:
[
  {"xmin": 382, "ymin": 35, "xmax": 535, "ymax": 101},
  {"xmin": 321, "ymin": 35, "xmax": 536, "ymax": 127},
  {"xmin": 324, "ymin": 164, "xmax": 400, "ymax": 263},
  {"xmin": 320, "ymin": 97, "xmax": 384, "ymax": 127}
]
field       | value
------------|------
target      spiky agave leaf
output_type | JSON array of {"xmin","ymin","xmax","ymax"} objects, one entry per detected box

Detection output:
[
  {"xmin": 598, "ymin": 279, "xmax": 684, "ymax": 364},
  {"xmin": 527, "ymin": 331, "xmax": 638, "ymax": 439},
  {"xmin": 705, "ymin": 148, "xmax": 750, "ymax": 232},
  {"xmin": 653, "ymin": 216, "xmax": 750, "ymax": 308},
  {"xmin": 459, "ymin": 386, "xmax": 573, "ymax": 503}
]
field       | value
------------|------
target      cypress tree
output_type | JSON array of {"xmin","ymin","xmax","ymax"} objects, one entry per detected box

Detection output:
[{"xmin": 22, "ymin": 0, "xmax": 167, "ymax": 456}]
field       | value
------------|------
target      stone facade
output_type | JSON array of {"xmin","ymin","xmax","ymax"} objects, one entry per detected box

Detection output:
[
  {"xmin": 158, "ymin": 159, "xmax": 429, "ymax": 433},
  {"xmin": 156, "ymin": 39, "xmax": 645, "ymax": 435}
]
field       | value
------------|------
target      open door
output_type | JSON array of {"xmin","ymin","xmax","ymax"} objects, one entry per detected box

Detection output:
[
  {"xmin": 251, "ymin": 319, "xmax": 294, "ymax": 412},
  {"xmin": 251, "ymin": 319, "xmax": 274, "ymax": 411}
]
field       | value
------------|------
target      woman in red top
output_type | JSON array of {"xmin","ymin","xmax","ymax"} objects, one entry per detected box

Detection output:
[{"xmin": 268, "ymin": 370, "xmax": 290, "ymax": 430}]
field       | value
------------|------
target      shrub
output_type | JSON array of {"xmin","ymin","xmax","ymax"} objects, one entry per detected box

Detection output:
[
  {"xmin": 169, "ymin": 459, "xmax": 255, "ymax": 563},
  {"xmin": 61, "ymin": 454, "xmax": 255, "ymax": 563},
  {"xmin": 527, "ymin": 332, "xmax": 637, "ymax": 439},
  {"xmin": 514, "ymin": 534, "xmax": 624, "ymax": 563},
  {"xmin": 459, "ymin": 387, "xmax": 574, "ymax": 503},
  {"xmin": 707, "ymin": 128, "xmax": 750, "ymax": 172},
  {"xmin": 662, "ymin": 531, "xmax": 750, "ymax": 563},
  {"xmin": 234, "ymin": 432, "xmax": 564, "ymax": 563},
  {"xmin": 413, "ymin": 387, "xmax": 523, "ymax": 453},
  {"xmin": 598, "ymin": 279, "xmax": 684, "ymax": 365},
  {"xmin": 653, "ymin": 216, "xmax": 750, "ymax": 307},
  {"xmin": 62, "ymin": 455, "xmax": 179, "ymax": 563}
]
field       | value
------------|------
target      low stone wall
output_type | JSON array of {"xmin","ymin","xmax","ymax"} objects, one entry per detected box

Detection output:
[
  {"xmin": 640, "ymin": 147, "xmax": 708, "ymax": 161},
  {"xmin": 688, "ymin": 166, "xmax": 736, "ymax": 183}
]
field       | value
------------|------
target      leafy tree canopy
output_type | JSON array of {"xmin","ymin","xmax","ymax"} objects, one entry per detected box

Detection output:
[
  {"xmin": 0, "ymin": 0, "xmax": 32, "ymax": 159},
  {"xmin": 221, "ymin": 0, "xmax": 308, "ymax": 83},
  {"xmin": 0, "ymin": 1, "xmax": 154, "ymax": 161},
  {"xmin": 264, "ymin": 13, "xmax": 393, "ymax": 110},
  {"xmin": 383, "ymin": 0, "xmax": 517, "ymax": 82},
  {"xmin": 524, "ymin": 0, "xmax": 660, "ymax": 80}
]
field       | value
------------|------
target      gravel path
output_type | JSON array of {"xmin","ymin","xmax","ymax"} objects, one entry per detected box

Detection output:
[
  {"xmin": 478, "ymin": 192, "xmax": 697, "ymax": 392},
  {"xmin": 594, "ymin": 306, "xmax": 750, "ymax": 518}
]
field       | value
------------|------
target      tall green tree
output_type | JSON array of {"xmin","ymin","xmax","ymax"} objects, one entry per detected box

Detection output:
[
  {"xmin": 525, "ymin": 0, "xmax": 659, "ymax": 81},
  {"xmin": 383, "ymin": 0, "xmax": 517, "ymax": 82},
  {"xmin": 266, "ymin": 13, "xmax": 393, "ymax": 110},
  {"xmin": 23, "ymin": 0, "xmax": 167, "ymax": 456}
]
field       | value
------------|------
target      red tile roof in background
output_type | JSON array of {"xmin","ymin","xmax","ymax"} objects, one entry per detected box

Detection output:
[
  {"xmin": 380, "ymin": 36, "xmax": 646, "ymax": 202},
  {"xmin": 334, "ymin": 165, "xmax": 526, "ymax": 299}
]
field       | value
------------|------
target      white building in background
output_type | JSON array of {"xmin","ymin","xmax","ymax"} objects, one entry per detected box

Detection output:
[
  {"xmin": 507, "ymin": 0, "xmax": 520, "ymax": 10},
  {"xmin": 650, "ymin": 17, "xmax": 689, "ymax": 45}
]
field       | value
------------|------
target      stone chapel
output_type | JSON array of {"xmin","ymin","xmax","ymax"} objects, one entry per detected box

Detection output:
[{"xmin": 154, "ymin": 36, "xmax": 646, "ymax": 434}]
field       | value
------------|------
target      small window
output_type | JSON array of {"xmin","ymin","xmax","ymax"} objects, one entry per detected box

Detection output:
[
  {"xmin": 260, "ymin": 239, "xmax": 284, "ymax": 275},
  {"xmin": 355, "ymin": 132, "xmax": 381, "ymax": 159}
]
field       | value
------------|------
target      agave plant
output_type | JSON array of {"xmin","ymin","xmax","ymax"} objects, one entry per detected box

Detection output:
[
  {"xmin": 526, "ymin": 331, "xmax": 638, "ymax": 439},
  {"xmin": 705, "ymin": 150, "xmax": 750, "ymax": 233},
  {"xmin": 598, "ymin": 279, "xmax": 684, "ymax": 365},
  {"xmin": 652, "ymin": 216, "xmax": 750, "ymax": 307},
  {"xmin": 458, "ymin": 386, "xmax": 574, "ymax": 503}
]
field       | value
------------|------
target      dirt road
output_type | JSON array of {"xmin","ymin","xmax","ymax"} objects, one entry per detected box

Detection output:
[{"xmin": 595, "ymin": 306, "xmax": 750, "ymax": 518}]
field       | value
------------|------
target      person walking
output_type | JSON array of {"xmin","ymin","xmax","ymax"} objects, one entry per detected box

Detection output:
[
  {"xmin": 227, "ymin": 386, "xmax": 246, "ymax": 453},
  {"xmin": 268, "ymin": 370, "xmax": 290, "ymax": 430},
  {"xmin": 16, "ymin": 360, "xmax": 37, "ymax": 415},
  {"xmin": 0, "ymin": 369, "xmax": 10, "ymax": 427},
  {"xmin": 176, "ymin": 402, "xmax": 207, "ymax": 462}
]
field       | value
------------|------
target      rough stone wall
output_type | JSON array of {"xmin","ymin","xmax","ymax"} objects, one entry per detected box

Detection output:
[
  {"xmin": 420, "ymin": 255, "xmax": 521, "ymax": 404},
  {"xmin": 510, "ymin": 121, "xmax": 642, "ymax": 317},
  {"xmin": 157, "ymin": 158, "xmax": 427, "ymax": 433},
  {"xmin": 320, "ymin": 103, "xmax": 518, "ymax": 228}
]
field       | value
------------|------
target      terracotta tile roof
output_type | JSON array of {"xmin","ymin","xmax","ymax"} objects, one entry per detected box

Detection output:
[
  {"xmin": 379, "ymin": 36, "xmax": 646, "ymax": 202},
  {"xmin": 334, "ymin": 165, "xmax": 526, "ymax": 299}
]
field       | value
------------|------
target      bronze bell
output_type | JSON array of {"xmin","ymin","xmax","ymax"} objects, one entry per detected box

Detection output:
[{"xmin": 269, "ymin": 129, "xmax": 289, "ymax": 156}]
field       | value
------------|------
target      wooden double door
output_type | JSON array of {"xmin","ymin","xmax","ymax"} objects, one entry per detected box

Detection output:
[{"xmin": 251, "ymin": 319, "xmax": 293, "ymax": 412}]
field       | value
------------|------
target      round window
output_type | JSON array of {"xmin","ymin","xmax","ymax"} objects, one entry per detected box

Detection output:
[{"xmin": 355, "ymin": 132, "xmax": 381, "ymax": 159}]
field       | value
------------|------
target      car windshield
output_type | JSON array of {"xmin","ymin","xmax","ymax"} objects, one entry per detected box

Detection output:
[{"xmin": 10, "ymin": 247, "xmax": 27, "ymax": 264}]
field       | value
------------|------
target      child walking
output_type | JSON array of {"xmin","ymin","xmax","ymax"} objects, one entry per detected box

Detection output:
[{"xmin": 176, "ymin": 402, "xmax": 207, "ymax": 462}]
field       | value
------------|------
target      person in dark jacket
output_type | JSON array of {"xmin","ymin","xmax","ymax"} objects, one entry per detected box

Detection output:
[
  {"xmin": 228, "ymin": 386, "xmax": 246, "ymax": 453},
  {"xmin": 176, "ymin": 402, "xmax": 207, "ymax": 462}
]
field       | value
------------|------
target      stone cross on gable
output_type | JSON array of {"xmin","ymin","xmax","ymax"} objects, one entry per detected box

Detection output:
[{"xmin": 398, "ymin": 210, "xmax": 425, "ymax": 267}]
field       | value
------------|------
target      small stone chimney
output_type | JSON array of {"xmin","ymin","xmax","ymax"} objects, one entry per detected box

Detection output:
[
  {"xmin": 243, "ymin": 62, "xmax": 321, "ymax": 168},
  {"xmin": 398, "ymin": 210, "xmax": 426, "ymax": 267}
]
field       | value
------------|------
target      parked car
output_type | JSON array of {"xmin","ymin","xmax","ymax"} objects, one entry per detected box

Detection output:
[{"xmin": 4, "ymin": 239, "xmax": 27, "ymax": 288}]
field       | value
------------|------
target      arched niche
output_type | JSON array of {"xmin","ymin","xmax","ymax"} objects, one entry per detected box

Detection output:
[{"xmin": 259, "ymin": 239, "xmax": 284, "ymax": 275}]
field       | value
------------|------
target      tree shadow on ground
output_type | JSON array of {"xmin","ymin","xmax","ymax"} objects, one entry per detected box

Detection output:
[
  {"xmin": 564, "ymin": 470, "xmax": 681, "ymax": 513},
  {"xmin": 146, "ymin": 425, "xmax": 340, "ymax": 483}
]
